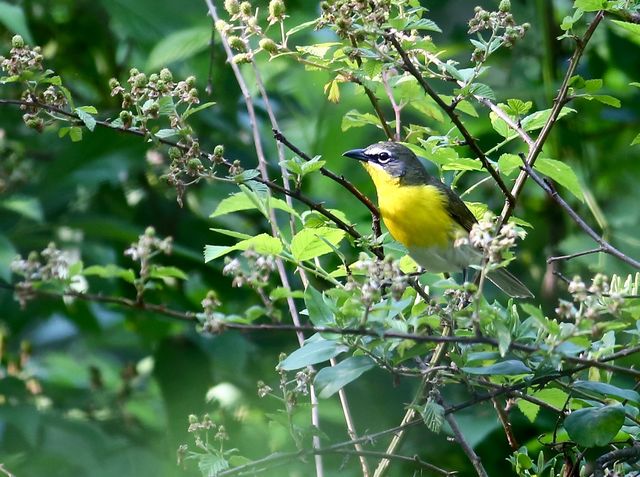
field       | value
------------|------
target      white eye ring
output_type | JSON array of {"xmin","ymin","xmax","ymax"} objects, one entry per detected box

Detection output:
[{"xmin": 377, "ymin": 152, "xmax": 391, "ymax": 163}]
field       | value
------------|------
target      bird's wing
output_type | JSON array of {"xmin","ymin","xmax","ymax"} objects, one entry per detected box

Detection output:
[{"xmin": 440, "ymin": 185, "xmax": 477, "ymax": 232}]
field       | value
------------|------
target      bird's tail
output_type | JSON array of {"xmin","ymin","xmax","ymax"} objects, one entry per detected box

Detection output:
[{"xmin": 486, "ymin": 268, "xmax": 533, "ymax": 298}]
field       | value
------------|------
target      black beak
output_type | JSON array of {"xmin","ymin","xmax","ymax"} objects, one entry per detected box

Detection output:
[{"xmin": 342, "ymin": 148, "xmax": 368, "ymax": 162}]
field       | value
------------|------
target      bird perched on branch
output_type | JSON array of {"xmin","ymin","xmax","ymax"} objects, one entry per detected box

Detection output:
[{"xmin": 343, "ymin": 142, "xmax": 532, "ymax": 298}]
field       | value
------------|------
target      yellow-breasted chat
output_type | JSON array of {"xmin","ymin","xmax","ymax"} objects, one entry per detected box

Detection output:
[{"xmin": 343, "ymin": 141, "xmax": 532, "ymax": 298}]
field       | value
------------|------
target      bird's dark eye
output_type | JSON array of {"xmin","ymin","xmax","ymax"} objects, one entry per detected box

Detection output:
[{"xmin": 377, "ymin": 152, "xmax": 390, "ymax": 163}]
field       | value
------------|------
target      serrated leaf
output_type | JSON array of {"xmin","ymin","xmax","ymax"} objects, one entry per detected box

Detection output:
[
  {"xmin": 74, "ymin": 107, "xmax": 96, "ymax": 132},
  {"xmin": 573, "ymin": 0, "xmax": 606, "ymax": 11},
  {"xmin": 521, "ymin": 107, "xmax": 576, "ymax": 132},
  {"xmin": 278, "ymin": 339, "xmax": 348, "ymax": 370},
  {"xmin": 290, "ymin": 227, "xmax": 345, "ymax": 261},
  {"xmin": 341, "ymin": 109, "xmax": 380, "ymax": 131},
  {"xmin": 147, "ymin": 25, "xmax": 211, "ymax": 70},
  {"xmin": 517, "ymin": 399, "xmax": 539, "ymax": 423},
  {"xmin": 198, "ymin": 453, "xmax": 229, "ymax": 477},
  {"xmin": 564, "ymin": 404, "xmax": 625, "ymax": 447},
  {"xmin": 534, "ymin": 157, "xmax": 584, "ymax": 202},
  {"xmin": 417, "ymin": 400, "xmax": 445, "ymax": 432},
  {"xmin": 314, "ymin": 356, "xmax": 375, "ymax": 398},
  {"xmin": 611, "ymin": 19, "xmax": 640, "ymax": 38},
  {"xmin": 204, "ymin": 234, "xmax": 282, "ymax": 262},
  {"xmin": 498, "ymin": 153, "xmax": 522, "ymax": 177},
  {"xmin": 69, "ymin": 126, "xmax": 83, "ymax": 142},
  {"xmin": 441, "ymin": 158, "xmax": 483, "ymax": 171}
]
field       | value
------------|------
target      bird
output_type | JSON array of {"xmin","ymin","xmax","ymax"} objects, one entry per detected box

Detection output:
[{"xmin": 343, "ymin": 141, "xmax": 533, "ymax": 298}]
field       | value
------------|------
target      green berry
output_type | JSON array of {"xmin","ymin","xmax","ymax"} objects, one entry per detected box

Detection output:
[{"xmin": 259, "ymin": 38, "xmax": 278, "ymax": 54}]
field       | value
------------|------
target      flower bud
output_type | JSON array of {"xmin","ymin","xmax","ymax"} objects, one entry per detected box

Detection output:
[
  {"xmin": 259, "ymin": 38, "xmax": 278, "ymax": 54},
  {"xmin": 160, "ymin": 68, "xmax": 173, "ymax": 82},
  {"xmin": 11, "ymin": 35, "xmax": 24, "ymax": 48},
  {"xmin": 499, "ymin": 0, "xmax": 511, "ymax": 12},
  {"xmin": 227, "ymin": 35, "xmax": 247, "ymax": 52},
  {"xmin": 224, "ymin": 0, "xmax": 240, "ymax": 15}
]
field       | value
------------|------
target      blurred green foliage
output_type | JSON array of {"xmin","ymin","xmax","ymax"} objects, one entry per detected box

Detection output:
[{"xmin": 2, "ymin": 0, "xmax": 640, "ymax": 476}]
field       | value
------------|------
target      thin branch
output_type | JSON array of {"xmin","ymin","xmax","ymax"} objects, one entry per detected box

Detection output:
[
  {"xmin": 385, "ymin": 33, "xmax": 515, "ymax": 205},
  {"xmin": 520, "ymin": 162, "xmax": 640, "ymax": 269},
  {"xmin": 594, "ymin": 441, "xmax": 640, "ymax": 477},
  {"xmin": 444, "ymin": 411, "xmax": 489, "ymax": 477},
  {"xmin": 381, "ymin": 69, "xmax": 402, "ymax": 141},
  {"xmin": 332, "ymin": 449, "xmax": 455, "ymax": 476},
  {"xmin": 547, "ymin": 247, "xmax": 604, "ymax": 264},
  {"xmin": 491, "ymin": 395, "xmax": 519, "ymax": 451},
  {"xmin": 348, "ymin": 34, "xmax": 395, "ymax": 141},
  {"xmin": 499, "ymin": 11, "xmax": 605, "ymax": 225},
  {"xmin": 273, "ymin": 129, "xmax": 380, "ymax": 219}
]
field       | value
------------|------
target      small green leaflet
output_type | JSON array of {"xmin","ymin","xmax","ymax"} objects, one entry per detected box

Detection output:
[
  {"xmin": 573, "ymin": 0, "xmax": 607, "ymax": 11},
  {"xmin": 498, "ymin": 153, "xmax": 522, "ymax": 177},
  {"xmin": 149, "ymin": 265, "xmax": 187, "ymax": 281},
  {"xmin": 75, "ymin": 106, "xmax": 97, "ymax": 131},
  {"xmin": 290, "ymin": 227, "xmax": 345, "ymax": 261},
  {"xmin": 534, "ymin": 158, "xmax": 584, "ymax": 202},
  {"xmin": 572, "ymin": 380, "xmax": 640, "ymax": 406},
  {"xmin": 314, "ymin": 356, "xmax": 375, "ymax": 398},
  {"xmin": 304, "ymin": 286, "xmax": 334, "ymax": 326},
  {"xmin": 204, "ymin": 234, "xmax": 282, "ymax": 262}
]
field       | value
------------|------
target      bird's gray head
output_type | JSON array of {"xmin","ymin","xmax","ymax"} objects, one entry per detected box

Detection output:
[{"xmin": 342, "ymin": 142, "xmax": 425, "ymax": 179}]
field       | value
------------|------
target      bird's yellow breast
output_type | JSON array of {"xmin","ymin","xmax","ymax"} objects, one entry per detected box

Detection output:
[{"xmin": 364, "ymin": 163, "xmax": 456, "ymax": 248}]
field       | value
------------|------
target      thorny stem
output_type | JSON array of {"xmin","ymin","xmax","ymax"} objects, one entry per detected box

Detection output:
[
  {"xmin": 499, "ymin": 11, "xmax": 605, "ymax": 225},
  {"xmin": 381, "ymin": 69, "xmax": 403, "ymax": 141}
]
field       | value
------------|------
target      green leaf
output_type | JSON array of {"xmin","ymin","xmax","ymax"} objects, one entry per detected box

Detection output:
[
  {"xmin": 75, "ymin": 107, "xmax": 97, "ymax": 132},
  {"xmin": 314, "ymin": 356, "xmax": 375, "ymax": 398},
  {"xmin": 572, "ymin": 380, "xmax": 640, "ymax": 406},
  {"xmin": 534, "ymin": 158, "xmax": 584, "ymax": 202},
  {"xmin": 573, "ymin": 0, "xmax": 606, "ymax": 11},
  {"xmin": 341, "ymin": 110, "xmax": 381, "ymax": 131},
  {"xmin": 182, "ymin": 101, "xmax": 216, "ymax": 120},
  {"xmin": 69, "ymin": 126, "xmax": 83, "ymax": 142},
  {"xmin": 462, "ymin": 359, "xmax": 532, "ymax": 375},
  {"xmin": 591, "ymin": 94, "xmax": 621, "ymax": 108},
  {"xmin": 611, "ymin": 19, "xmax": 640, "ymax": 38},
  {"xmin": 305, "ymin": 286, "xmax": 333, "ymax": 326},
  {"xmin": 631, "ymin": 132, "xmax": 640, "ymax": 146},
  {"xmin": 149, "ymin": 265, "xmax": 188, "ymax": 280},
  {"xmin": 290, "ymin": 227, "xmax": 345, "ymax": 261},
  {"xmin": 146, "ymin": 24, "xmax": 211, "ymax": 70},
  {"xmin": 83, "ymin": 264, "xmax": 136, "ymax": 284},
  {"xmin": 441, "ymin": 158, "xmax": 483, "ymax": 172},
  {"xmin": 564, "ymin": 404, "xmax": 625, "ymax": 447},
  {"xmin": 286, "ymin": 19, "xmax": 317, "ymax": 37},
  {"xmin": 0, "ymin": 235, "xmax": 16, "ymax": 282},
  {"xmin": 517, "ymin": 399, "xmax": 539, "ymax": 423},
  {"xmin": 269, "ymin": 287, "xmax": 305, "ymax": 301},
  {"xmin": 197, "ymin": 453, "xmax": 229, "ymax": 477},
  {"xmin": 210, "ymin": 191, "xmax": 298, "ymax": 219},
  {"xmin": 417, "ymin": 399, "xmax": 445, "ymax": 432},
  {"xmin": 278, "ymin": 339, "xmax": 348, "ymax": 370},
  {"xmin": 521, "ymin": 107, "xmax": 576, "ymax": 132},
  {"xmin": 154, "ymin": 128, "xmax": 178, "ymax": 139},
  {"xmin": 204, "ymin": 233, "xmax": 282, "ymax": 262},
  {"xmin": 498, "ymin": 153, "xmax": 522, "ymax": 177},
  {"xmin": 0, "ymin": 2, "xmax": 34, "ymax": 43},
  {"xmin": 0, "ymin": 195, "xmax": 43, "ymax": 222}
]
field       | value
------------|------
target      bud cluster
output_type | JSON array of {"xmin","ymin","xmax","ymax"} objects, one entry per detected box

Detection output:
[
  {"xmin": 222, "ymin": 249, "xmax": 276, "ymax": 289},
  {"xmin": 124, "ymin": 226, "xmax": 173, "ymax": 263},
  {"xmin": 0, "ymin": 35, "xmax": 43, "ymax": 76},
  {"xmin": 462, "ymin": 213, "xmax": 524, "ymax": 265},
  {"xmin": 217, "ymin": 0, "xmax": 286, "ymax": 63},
  {"xmin": 346, "ymin": 253, "xmax": 408, "ymax": 306},
  {"xmin": 11, "ymin": 242, "xmax": 71, "ymax": 307},
  {"xmin": 319, "ymin": 0, "xmax": 391, "ymax": 38},
  {"xmin": 468, "ymin": 3, "xmax": 529, "ymax": 61},
  {"xmin": 558, "ymin": 273, "xmax": 625, "ymax": 321},
  {"xmin": 184, "ymin": 413, "xmax": 228, "ymax": 452}
]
